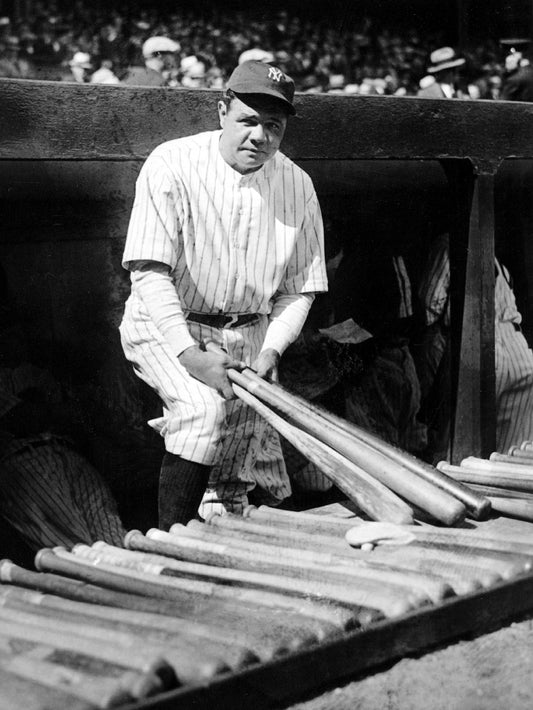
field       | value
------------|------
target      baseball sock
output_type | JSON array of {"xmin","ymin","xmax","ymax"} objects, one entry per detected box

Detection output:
[{"xmin": 158, "ymin": 452, "xmax": 211, "ymax": 530}]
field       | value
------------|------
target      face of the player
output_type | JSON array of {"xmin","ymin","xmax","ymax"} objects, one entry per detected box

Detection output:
[{"xmin": 218, "ymin": 96, "xmax": 288, "ymax": 174}]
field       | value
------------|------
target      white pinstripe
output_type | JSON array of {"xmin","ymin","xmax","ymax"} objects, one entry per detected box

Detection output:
[
  {"xmin": 418, "ymin": 236, "xmax": 533, "ymax": 452},
  {"xmin": 120, "ymin": 129, "xmax": 325, "ymax": 512}
]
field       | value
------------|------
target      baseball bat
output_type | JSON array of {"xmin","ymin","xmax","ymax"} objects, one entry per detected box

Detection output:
[
  {"xmin": 36, "ymin": 547, "xmax": 331, "ymax": 653},
  {"xmin": 232, "ymin": 382, "xmax": 414, "ymax": 525},
  {"xmin": 0, "ymin": 582, "xmax": 256, "ymax": 674},
  {"xmin": 0, "ymin": 561, "xmax": 297, "ymax": 663},
  {"xmin": 0, "ymin": 667, "xmax": 97, "ymax": 710},
  {"xmin": 190, "ymin": 517, "xmax": 520, "ymax": 593},
  {"xmin": 508, "ymin": 449, "xmax": 533, "ymax": 463},
  {"xmin": 72, "ymin": 544, "xmax": 343, "ymax": 642},
  {"xmin": 437, "ymin": 462, "xmax": 533, "ymax": 493},
  {"xmin": 491, "ymin": 452, "xmax": 533, "ymax": 465},
  {"xmin": 464, "ymin": 483, "xmax": 533, "ymax": 500},
  {"xmin": 0, "ymin": 610, "xmax": 178, "ymax": 690},
  {"xmin": 207, "ymin": 341, "xmax": 480, "ymax": 522},
  {"xmin": 0, "ymin": 582, "xmax": 258, "ymax": 673},
  {"xmin": 207, "ymin": 345, "xmax": 467, "ymax": 525},
  {"xmin": 461, "ymin": 456, "xmax": 533, "ymax": 475},
  {"xmin": 88, "ymin": 541, "xmax": 359, "ymax": 632},
  {"xmin": 173, "ymin": 519, "xmax": 451, "ymax": 604},
  {"xmin": 239, "ymin": 507, "xmax": 525, "ymax": 587},
  {"xmin": 486, "ymin": 497, "xmax": 533, "ymax": 522},
  {"xmin": 62, "ymin": 544, "xmax": 345, "ymax": 645},
  {"xmin": 0, "ymin": 647, "xmax": 135, "ymax": 709},
  {"xmin": 136, "ymin": 529, "xmax": 415, "ymax": 618},
  {"xmin": 241, "ymin": 364, "xmax": 490, "ymax": 520}
]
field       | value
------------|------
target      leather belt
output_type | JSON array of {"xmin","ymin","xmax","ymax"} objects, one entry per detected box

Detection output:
[{"xmin": 186, "ymin": 312, "xmax": 259, "ymax": 329}]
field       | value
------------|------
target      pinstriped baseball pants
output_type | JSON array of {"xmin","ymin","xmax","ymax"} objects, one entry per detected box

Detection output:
[
  {"xmin": 120, "ymin": 315, "xmax": 291, "ymax": 515},
  {"xmin": 495, "ymin": 322, "xmax": 533, "ymax": 452},
  {"xmin": 0, "ymin": 440, "xmax": 126, "ymax": 551}
]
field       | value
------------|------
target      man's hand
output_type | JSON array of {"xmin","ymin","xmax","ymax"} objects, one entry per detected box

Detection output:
[
  {"xmin": 178, "ymin": 346, "xmax": 244, "ymax": 399},
  {"xmin": 255, "ymin": 348, "xmax": 281, "ymax": 382}
]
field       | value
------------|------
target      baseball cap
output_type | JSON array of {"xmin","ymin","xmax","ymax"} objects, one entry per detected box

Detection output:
[
  {"xmin": 142, "ymin": 36, "xmax": 180, "ymax": 58},
  {"xmin": 227, "ymin": 60, "xmax": 296, "ymax": 115}
]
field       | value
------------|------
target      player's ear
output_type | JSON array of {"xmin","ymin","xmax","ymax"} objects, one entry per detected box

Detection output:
[{"xmin": 218, "ymin": 100, "xmax": 227, "ymax": 128}]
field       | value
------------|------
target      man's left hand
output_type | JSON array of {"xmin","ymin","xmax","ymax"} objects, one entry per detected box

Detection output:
[{"xmin": 255, "ymin": 348, "xmax": 280, "ymax": 382}]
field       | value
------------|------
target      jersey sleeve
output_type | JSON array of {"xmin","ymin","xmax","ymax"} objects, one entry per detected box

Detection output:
[
  {"xmin": 122, "ymin": 153, "xmax": 183, "ymax": 271},
  {"xmin": 278, "ymin": 184, "xmax": 328, "ymax": 296}
]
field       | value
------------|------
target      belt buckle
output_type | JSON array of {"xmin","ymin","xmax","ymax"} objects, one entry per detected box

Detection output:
[{"xmin": 222, "ymin": 314, "xmax": 239, "ymax": 329}]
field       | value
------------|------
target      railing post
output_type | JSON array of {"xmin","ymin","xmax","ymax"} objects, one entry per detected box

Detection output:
[{"xmin": 446, "ymin": 161, "xmax": 497, "ymax": 462}]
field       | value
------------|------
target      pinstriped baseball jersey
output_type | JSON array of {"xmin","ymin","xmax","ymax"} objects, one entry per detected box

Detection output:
[
  {"xmin": 123, "ymin": 129, "xmax": 327, "ymax": 325},
  {"xmin": 120, "ymin": 128, "xmax": 326, "ymax": 512},
  {"xmin": 419, "ymin": 234, "xmax": 533, "ymax": 452}
]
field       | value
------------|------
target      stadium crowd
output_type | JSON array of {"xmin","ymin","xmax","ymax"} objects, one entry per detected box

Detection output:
[{"xmin": 0, "ymin": 0, "xmax": 510, "ymax": 98}]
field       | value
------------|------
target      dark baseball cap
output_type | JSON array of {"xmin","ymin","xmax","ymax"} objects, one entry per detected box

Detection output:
[{"xmin": 227, "ymin": 60, "xmax": 296, "ymax": 115}]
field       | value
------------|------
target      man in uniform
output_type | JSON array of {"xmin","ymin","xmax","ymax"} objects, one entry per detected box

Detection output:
[{"xmin": 120, "ymin": 60, "xmax": 327, "ymax": 528}]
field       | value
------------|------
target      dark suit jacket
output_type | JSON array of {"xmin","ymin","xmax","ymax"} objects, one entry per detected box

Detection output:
[{"xmin": 502, "ymin": 65, "xmax": 533, "ymax": 102}]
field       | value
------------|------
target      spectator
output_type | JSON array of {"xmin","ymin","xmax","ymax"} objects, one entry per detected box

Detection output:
[
  {"xmin": 0, "ymin": 36, "xmax": 33, "ymax": 78},
  {"xmin": 90, "ymin": 57, "xmax": 120, "ymax": 84},
  {"xmin": 64, "ymin": 50, "xmax": 93, "ymax": 82},
  {"xmin": 417, "ymin": 46, "xmax": 466, "ymax": 98},
  {"xmin": 122, "ymin": 35, "xmax": 180, "ymax": 87}
]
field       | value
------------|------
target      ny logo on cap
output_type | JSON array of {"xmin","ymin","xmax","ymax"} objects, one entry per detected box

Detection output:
[{"xmin": 268, "ymin": 67, "xmax": 283, "ymax": 82}]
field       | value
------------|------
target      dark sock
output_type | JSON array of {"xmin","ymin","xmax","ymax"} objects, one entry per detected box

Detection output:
[{"xmin": 158, "ymin": 453, "xmax": 211, "ymax": 530}]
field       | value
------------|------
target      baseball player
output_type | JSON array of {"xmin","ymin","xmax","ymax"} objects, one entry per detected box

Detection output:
[
  {"xmin": 120, "ymin": 60, "xmax": 327, "ymax": 528},
  {"xmin": 417, "ymin": 233, "xmax": 533, "ymax": 455}
]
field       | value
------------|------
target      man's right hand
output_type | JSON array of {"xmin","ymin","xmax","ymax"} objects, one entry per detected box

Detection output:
[{"xmin": 178, "ymin": 345, "xmax": 244, "ymax": 399}]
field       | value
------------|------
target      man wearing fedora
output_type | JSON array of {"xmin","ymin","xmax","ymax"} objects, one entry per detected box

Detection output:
[
  {"xmin": 119, "ymin": 60, "xmax": 327, "ymax": 527},
  {"xmin": 417, "ymin": 46, "xmax": 466, "ymax": 99}
]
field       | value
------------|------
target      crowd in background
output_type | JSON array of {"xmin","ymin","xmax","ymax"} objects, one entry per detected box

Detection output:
[{"xmin": 0, "ymin": 0, "xmax": 510, "ymax": 98}]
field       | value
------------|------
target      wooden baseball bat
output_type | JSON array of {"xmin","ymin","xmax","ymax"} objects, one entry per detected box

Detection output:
[
  {"xmin": 0, "ymin": 582, "xmax": 258, "ymax": 673},
  {"xmin": 207, "ymin": 345, "xmax": 467, "ymax": 525},
  {"xmin": 88, "ymin": 541, "xmax": 359, "ymax": 632},
  {"xmin": 0, "ymin": 560, "xmax": 298, "ymax": 663},
  {"xmin": 508, "ymin": 447, "xmax": 533, "ymax": 461},
  {"xmin": 36, "ymin": 547, "xmax": 331, "ymax": 653},
  {"xmin": 189, "ymin": 517, "xmax": 522, "ymax": 593},
  {"xmin": 207, "ymin": 341, "xmax": 480, "ymax": 522},
  {"xmin": 0, "ymin": 601, "xmax": 227, "ymax": 689},
  {"xmin": 461, "ymin": 456, "xmax": 533, "ymax": 475},
  {"xmin": 491, "ymin": 452, "xmax": 533, "ymax": 465},
  {"xmin": 72, "ymin": 544, "xmax": 343, "ymax": 642},
  {"xmin": 464, "ymin": 483, "xmax": 533, "ymax": 500},
  {"xmin": 137, "ymin": 529, "xmax": 415, "ymax": 618},
  {"xmin": 172, "ymin": 519, "xmax": 452, "ymax": 605},
  {"xmin": 239, "ymin": 364, "xmax": 490, "ymax": 520},
  {"xmin": 0, "ymin": 610, "xmax": 178, "ymax": 690},
  {"xmin": 0, "ymin": 667, "xmax": 98, "ymax": 710},
  {"xmin": 486, "ymin": 497, "xmax": 533, "ymax": 522},
  {"xmin": 239, "ymin": 507, "xmax": 525, "ymax": 589},
  {"xmin": 0, "ymin": 582, "xmax": 256, "ymax": 674},
  {"xmin": 0, "ymin": 646, "xmax": 135, "ymax": 709},
  {"xmin": 437, "ymin": 462, "xmax": 533, "ymax": 493},
  {"xmin": 231, "ymin": 382, "xmax": 414, "ymax": 525},
  {"xmin": 64, "ymin": 544, "xmax": 346, "ymax": 645}
]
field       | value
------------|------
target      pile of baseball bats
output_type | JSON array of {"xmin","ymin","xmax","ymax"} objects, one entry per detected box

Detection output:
[
  {"xmin": 438, "ymin": 440, "xmax": 533, "ymax": 522},
  {"xmin": 205, "ymin": 342, "xmax": 490, "ymax": 526},
  {"xmin": 3, "ymin": 504, "xmax": 533, "ymax": 708}
]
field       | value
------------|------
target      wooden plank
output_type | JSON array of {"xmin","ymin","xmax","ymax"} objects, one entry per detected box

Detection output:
[
  {"xmin": 118, "ymin": 569, "xmax": 533, "ymax": 710},
  {"xmin": 452, "ymin": 169, "xmax": 496, "ymax": 460},
  {"xmin": 2, "ymin": 78, "xmax": 533, "ymax": 162}
]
